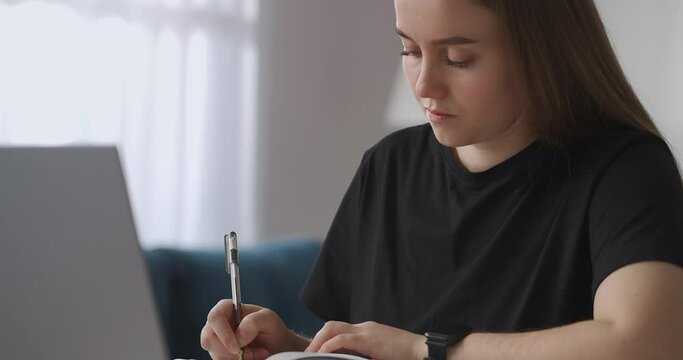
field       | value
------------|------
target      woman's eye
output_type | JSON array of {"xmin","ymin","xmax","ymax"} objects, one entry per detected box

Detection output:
[
  {"xmin": 400, "ymin": 50, "xmax": 421, "ymax": 58},
  {"xmin": 401, "ymin": 49, "xmax": 471, "ymax": 69},
  {"xmin": 445, "ymin": 58, "xmax": 471, "ymax": 68}
]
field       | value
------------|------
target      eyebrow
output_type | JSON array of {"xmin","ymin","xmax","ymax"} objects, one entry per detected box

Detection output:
[{"xmin": 396, "ymin": 28, "xmax": 478, "ymax": 46}]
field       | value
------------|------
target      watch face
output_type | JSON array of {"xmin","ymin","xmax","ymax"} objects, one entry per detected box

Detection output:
[
  {"xmin": 425, "ymin": 325, "xmax": 473, "ymax": 346},
  {"xmin": 425, "ymin": 332, "xmax": 451, "ymax": 346}
]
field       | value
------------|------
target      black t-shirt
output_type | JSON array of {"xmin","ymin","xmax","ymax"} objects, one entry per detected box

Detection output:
[{"xmin": 300, "ymin": 123, "xmax": 683, "ymax": 334}]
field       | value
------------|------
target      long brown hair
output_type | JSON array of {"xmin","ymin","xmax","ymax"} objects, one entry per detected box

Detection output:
[{"xmin": 477, "ymin": 0, "xmax": 662, "ymax": 147}]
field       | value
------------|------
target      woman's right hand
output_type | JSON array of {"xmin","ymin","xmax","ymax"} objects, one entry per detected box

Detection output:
[{"xmin": 200, "ymin": 299, "xmax": 303, "ymax": 360}]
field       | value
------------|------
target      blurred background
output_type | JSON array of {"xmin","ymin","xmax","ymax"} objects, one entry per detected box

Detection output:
[{"xmin": 1, "ymin": 0, "xmax": 681, "ymax": 249}]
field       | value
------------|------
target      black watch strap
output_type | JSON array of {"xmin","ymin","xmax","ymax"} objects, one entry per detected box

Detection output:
[{"xmin": 424, "ymin": 324, "xmax": 472, "ymax": 360}]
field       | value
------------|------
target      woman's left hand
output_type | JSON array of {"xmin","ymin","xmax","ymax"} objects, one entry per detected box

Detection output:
[{"xmin": 305, "ymin": 320, "xmax": 426, "ymax": 360}]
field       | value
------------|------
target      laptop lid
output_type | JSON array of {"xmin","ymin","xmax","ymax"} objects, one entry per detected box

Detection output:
[{"xmin": 0, "ymin": 146, "xmax": 168, "ymax": 359}]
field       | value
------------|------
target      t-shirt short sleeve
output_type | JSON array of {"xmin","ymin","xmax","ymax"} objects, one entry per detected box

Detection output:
[
  {"xmin": 299, "ymin": 151, "xmax": 370, "ymax": 322},
  {"xmin": 589, "ymin": 137, "xmax": 683, "ymax": 297}
]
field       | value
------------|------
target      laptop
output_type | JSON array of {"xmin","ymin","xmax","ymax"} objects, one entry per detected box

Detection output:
[{"xmin": 0, "ymin": 146, "xmax": 169, "ymax": 359}]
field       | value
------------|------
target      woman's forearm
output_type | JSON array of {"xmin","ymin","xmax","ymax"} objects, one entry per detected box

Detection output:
[{"xmin": 450, "ymin": 320, "xmax": 648, "ymax": 360}]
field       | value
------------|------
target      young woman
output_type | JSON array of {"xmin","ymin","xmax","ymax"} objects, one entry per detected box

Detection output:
[{"xmin": 201, "ymin": 0, "xmax": 683, "ymax": 359}]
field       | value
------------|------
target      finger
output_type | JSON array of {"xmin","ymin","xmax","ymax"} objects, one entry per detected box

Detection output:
[
  {"xmin": 235, "ymin": 308, "xmax": 278, "ymax": 346},
  {"xmin": 306, "ymin": 321, "xmax": 353, "ymax": 352},
  {"xmin": 201, "ymin": 324, "xmax": 235, "ymax": 356},
  {"xmin": 207, "ymin": 306, "xmax": 242, "ymax": 354},
  {"xmin": 244, "ymin": 347, "xmax": 271, "ymax": 360},
  {"xmin": 318, "ymin": 333, "xmax": 369, "ymax": 356},
  {"xmin": 209, "ymin": 299, "xmax": 265, "ymax": 323},
  {"xmin": 240, "ymin": 303, "xmax": 266, "ymax": 316}
]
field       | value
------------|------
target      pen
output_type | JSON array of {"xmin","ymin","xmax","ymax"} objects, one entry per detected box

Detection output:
[{"xmin": 225, "ymin": 232, "xmax": 243, "ymax": 359}]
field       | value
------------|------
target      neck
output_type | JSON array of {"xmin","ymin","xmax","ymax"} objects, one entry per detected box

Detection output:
[{"xmin": 452, "ymin": 121, "xmax": 537, "ymax": 173}]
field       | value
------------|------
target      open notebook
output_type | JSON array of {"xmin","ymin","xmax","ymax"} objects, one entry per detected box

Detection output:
[{"xmin": 267, "ymin": 352, "xmax": 368, "ymax": 360}]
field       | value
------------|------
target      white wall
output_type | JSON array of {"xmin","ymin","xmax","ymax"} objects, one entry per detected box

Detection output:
[
  {"xmin": 254, "ymin": 0, "xmax": 683, "ymax": 242},
  {"xmin": 595, "ymin": 0, "xmax": 683, "ymax": 157},
  {"xmin": 256, "ymin": 0, "xmax": 399, "ymax": 242}
]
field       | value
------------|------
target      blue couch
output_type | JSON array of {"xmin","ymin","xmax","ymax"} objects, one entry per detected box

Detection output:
[{"xmin": 144, "ymin": 238, "xmax": 325, "ymax": 360}]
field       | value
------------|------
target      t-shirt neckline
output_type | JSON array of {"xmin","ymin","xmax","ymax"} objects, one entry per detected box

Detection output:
[{"xmin": 432, "ymin": 132, "xmax": 545, "ymax": 188}]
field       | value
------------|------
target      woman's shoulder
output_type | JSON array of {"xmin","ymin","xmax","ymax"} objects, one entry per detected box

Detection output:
[{"xmin": 567, "ymin": 125, "xmax": 674, "ymax": 177}]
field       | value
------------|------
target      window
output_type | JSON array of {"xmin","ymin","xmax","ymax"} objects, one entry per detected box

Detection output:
[{"xmin": 0, "ymin": 0, "xmax": 259, "ymax": 248}]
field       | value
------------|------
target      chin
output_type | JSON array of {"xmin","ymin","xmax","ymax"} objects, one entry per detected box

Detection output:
[{"xmin": 430, "ymin": 123, "xmax": 474, "ymax": 148}]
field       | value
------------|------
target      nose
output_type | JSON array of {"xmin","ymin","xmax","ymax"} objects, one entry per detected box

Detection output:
[{"xmin": 414, "ymin": 63, "xmax": 448, "ymax": 100}]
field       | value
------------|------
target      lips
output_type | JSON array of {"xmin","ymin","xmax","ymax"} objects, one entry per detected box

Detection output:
[{"xmin": 426, "ymin": 109, "xmax": 455, "ymax": 123}]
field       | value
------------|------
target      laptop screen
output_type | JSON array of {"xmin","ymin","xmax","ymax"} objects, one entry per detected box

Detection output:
[{"xmin": 0, "ymin": 146, "xmax": 168, "ymax": 359}]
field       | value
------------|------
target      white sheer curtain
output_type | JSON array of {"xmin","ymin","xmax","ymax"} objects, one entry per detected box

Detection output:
[{"xmin": 0, "ymin": 0, "xmax": 258, "ymax": 248}]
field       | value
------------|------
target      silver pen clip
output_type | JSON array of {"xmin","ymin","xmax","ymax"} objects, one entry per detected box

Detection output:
[
  {"xmin": 224, "ymin": 232, "xmax": 244, "ymax": 360},
  {"xmin": 224, "ymin": 232, "xmax": 243, "ymax": 327}
]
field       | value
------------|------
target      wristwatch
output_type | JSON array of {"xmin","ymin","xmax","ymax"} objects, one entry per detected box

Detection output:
[{"xmin": 424, "ymin": 324, "xmax": 472, "ymax": 360}]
